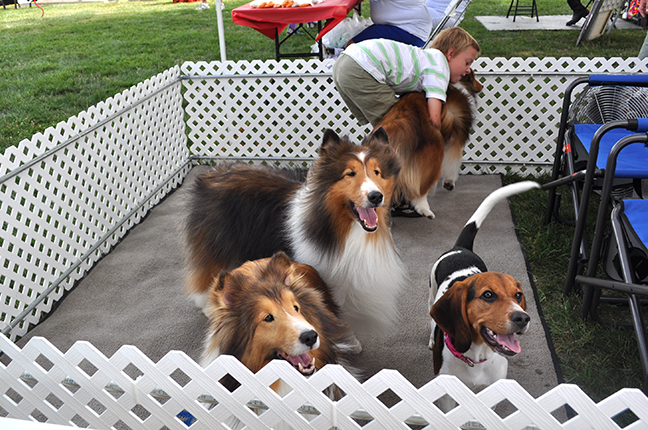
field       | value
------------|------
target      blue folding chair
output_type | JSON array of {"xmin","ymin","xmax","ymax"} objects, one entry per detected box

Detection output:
[
  {"xmin": 573, "ymin": 130, "xmax": 648, "ymax": 392},
  {"xmin": 544, "ymin": 75, "xmax": 648, "ymax": 297}
]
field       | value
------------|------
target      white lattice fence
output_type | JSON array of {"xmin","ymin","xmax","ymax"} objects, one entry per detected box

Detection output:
[
  {"xmin": 2, "ymin": 335, "xmax": 648, "ymax": 429},
  {"xmin": 0, "ymin": 66, "xmax": 190, "ymax": 341},
  {"xmin": 181, "ymin": 57, "xmax": 648, "ymax": 175},
  {"xmin": 3, "ymin": 57, "xmax": 648, "ymax": 429}
]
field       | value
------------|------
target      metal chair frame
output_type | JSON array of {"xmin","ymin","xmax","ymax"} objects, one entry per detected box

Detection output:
[
  {"xmin": 544, "ymin": 75, "xmax": 648, "ymax": 297},
  {"xmin": 573, "ymin": 130, "xmax": 648, "ymax": 392},
  {"xmin": 506, "ymin": 0, "xmax": 539, "ymax": 22}
]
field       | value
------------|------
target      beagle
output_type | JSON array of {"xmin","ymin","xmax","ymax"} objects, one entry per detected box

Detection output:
[{"xmin": 428, "ymin": 181, "xmax": 539, "ymax": 406}]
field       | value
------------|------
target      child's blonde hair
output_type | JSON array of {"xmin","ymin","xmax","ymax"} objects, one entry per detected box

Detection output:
[{"xmin": 429, "ymin": 27, "xmax": 480, "ymax": 56}]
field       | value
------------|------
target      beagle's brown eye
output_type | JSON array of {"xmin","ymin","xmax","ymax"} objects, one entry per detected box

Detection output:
[
  {"xmin": 515, "ymin": 292, "xmax": 523, "ymax": 303},
  {"xmin": 264, "ymin": 314, "xmax": 274, "ymax": 323},
  {"xmin": 481, "ymin": 291, "xmax": 496, "ymax": 302}
]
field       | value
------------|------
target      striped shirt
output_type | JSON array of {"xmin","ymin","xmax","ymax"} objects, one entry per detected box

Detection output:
[{"xmin": 341, "ymin": 38, "xmax": 450, "ymax": 102}]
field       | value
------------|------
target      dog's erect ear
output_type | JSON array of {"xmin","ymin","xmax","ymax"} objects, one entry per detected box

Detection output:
[
  {"xmin": 430, "ymin": 280, "xmax": 473, "ymax": 353},
  {"xmin": 367, "ymin": 126, "xmax": 389, "ymax": 146},
  {"xmin": 213, "ymin": 271, "xmax": 238, "ymax": 308},
  {"xmin": 318, "ymin": 129, "xmax": 342, "ymax": 158},
  {"xmin": 365, "ymin": 127, "xmax": 401, "ymax": 178},
  {"xmin": 261, "ymin": 251, "xmax": 293, "ymax": 286},
  {"xmin": 289, "ymin": 260, "xmax": 339, "ymax": 316}
]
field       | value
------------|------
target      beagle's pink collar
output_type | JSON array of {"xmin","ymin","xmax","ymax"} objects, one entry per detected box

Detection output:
[{"xmin": 444, "ymin": 333, "xmax": 487, "ymax": 367}]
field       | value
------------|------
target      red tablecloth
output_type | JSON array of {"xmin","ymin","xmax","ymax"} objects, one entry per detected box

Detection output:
[{"xmin": 232, "ymin": 0, "xmax": 362, "ymax": 41}]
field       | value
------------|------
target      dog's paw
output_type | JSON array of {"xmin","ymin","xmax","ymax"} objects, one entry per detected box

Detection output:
[
  {"xmin": 343, "ymin": 334, "xmax": 363, "ymax": 354},
  {"xmin": 443, "ymin": 181, "xmax": 455, "ymax": 191},
  {"xmin": 417, "ymin": 208, "xmax": 435, "ymax": 219},
  {"xmin": 410, "ymin": 196, "xmax": 435, "ymax": 219}
]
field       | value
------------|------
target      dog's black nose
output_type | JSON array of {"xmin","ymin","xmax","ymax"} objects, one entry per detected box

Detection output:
[
  {"xmin": 367, "ymin": 191, "xmax": 383, "ymax": 206},
  {"xmin": 300, "ymin": 330, "xmax": 318, "ymax": 347},
  {"xmin": 511, "ymin": 311, "xmax": 530, "ymax": 329}
]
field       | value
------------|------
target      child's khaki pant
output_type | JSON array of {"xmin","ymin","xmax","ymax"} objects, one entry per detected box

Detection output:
[{"xmin": 332, "ymin": 54, "xmax": 399, "ymax": 127}]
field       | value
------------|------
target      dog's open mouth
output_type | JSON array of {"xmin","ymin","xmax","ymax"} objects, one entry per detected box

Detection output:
[
  {"xmin": 275, "ymin": 351, "xmax": 316, "ymax": 376},
  {"xmin": 481, "ymin": 326, "xmax": 522, "ymax": 357},
  {"xmin": 351, "ymin": 202, "xmax": 378, "ymax": 232}
]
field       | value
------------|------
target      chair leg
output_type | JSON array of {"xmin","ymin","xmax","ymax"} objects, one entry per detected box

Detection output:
[
  {"xmin": 627, "ymin": 294, "xmax": 648, "ymax": 394},
  {"xmin": 506, "ymin": 0, "xmax": 515, "ymax": 18}
]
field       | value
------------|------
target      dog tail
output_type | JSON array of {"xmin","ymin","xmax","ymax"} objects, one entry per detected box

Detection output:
[{"xmin": 454, "ymin": 181, "xmax": 540, "ymax": 251}]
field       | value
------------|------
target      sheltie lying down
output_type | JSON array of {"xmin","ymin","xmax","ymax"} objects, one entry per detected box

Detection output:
[
  {"xmin": 200, "ymin": 252, "xmax": 357, "ymax": 387},
  {"xmin": 185, "ymin": 129, "xmax": 407, "ymax": 339},
  {"xmin": 374, "ymin": 71, "xmax": 483, "ymax": 218}
]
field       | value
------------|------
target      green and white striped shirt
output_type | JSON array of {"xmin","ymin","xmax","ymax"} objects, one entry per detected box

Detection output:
[{"xmin": 341, "ymin": 38, "xmax": 450, "ymax": 102}]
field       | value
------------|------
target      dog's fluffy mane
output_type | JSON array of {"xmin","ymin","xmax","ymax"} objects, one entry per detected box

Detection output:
[{"xmin": 185, "ymin": 129, "xmax": 408, "ymax": 335}]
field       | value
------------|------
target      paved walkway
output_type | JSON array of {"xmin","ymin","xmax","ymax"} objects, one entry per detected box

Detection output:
[
  {"xmin": 476, "ymin": 14, "xmax": 641, "ymax": 31},
  {"xmin": 18, "ymin": 168, "xmax": 562, "ymax": 405}
]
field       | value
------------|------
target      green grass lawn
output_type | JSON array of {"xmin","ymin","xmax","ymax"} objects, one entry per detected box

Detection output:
[{"xmin": 2, "ymin": 0, "xmax": 646, "ymax": 402}]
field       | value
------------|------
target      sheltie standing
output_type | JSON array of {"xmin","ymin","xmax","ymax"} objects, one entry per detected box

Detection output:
[
  {"xmin": 185, "ymin": 128, "xmax": 407, "ymax": 339},
  {"xmin": 374, "ymin": 71, "xmax": 483, "ymax": 218}
]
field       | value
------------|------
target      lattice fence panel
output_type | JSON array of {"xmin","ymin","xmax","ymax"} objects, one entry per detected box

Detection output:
[
  {"xmin": 0, "ymin": 67, "xmax": 189, "ymax": 341},
  {"xmin": 181, "ymin": 57, "xmax": 648, "ymax": 176},
  {"xmin": 2, "ymin": 335, "xmax": 648, "ymax": 429}
]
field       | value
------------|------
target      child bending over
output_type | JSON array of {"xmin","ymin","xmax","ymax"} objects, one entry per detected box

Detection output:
[{"xmin": 332, "ymin": 27, "xmax": 480, "ymax": 128}]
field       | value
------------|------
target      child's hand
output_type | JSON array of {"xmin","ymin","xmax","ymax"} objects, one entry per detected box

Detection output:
[{"xmin": 427, "ymin": 98, "xmax": 442, "ymax": 129}]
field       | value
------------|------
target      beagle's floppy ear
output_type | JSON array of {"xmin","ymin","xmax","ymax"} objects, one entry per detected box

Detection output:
[{"xmin": 430, "ymin": 280, "xmax": 472, "ymax": 353}]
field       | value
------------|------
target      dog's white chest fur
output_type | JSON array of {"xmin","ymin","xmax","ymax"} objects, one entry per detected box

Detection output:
[
  {"xmin": 288, "ymin": 191, "xmax": 407, "ymax": 334},
  {"xmin": 440, "ymin": 343, "xmax": 508, "ymax": 391}
]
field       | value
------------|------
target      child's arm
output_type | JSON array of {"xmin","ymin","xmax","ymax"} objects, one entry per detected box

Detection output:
[{"xmin": 427, "ymin": 97, "xmax": 442, "ymax": 129}]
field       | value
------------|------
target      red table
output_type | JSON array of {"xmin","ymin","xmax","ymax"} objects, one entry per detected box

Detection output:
[{"xmin": 232, "ymin": 0, "xmax": 362, "ymax": 60}]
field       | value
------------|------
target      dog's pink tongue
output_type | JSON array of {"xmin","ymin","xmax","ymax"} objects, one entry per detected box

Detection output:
[
  {"xmin": 286, "ymin": 353, "xmax": 312, "ymax": 368},
  {"xmin": 357, "ymin": 206, "xmax": 378, "ymax": 228},
  {"xmin": 497, "ymin": 334, "xmax": 521, "ymax": 354}
]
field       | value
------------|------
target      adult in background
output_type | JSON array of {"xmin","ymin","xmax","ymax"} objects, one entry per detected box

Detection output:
[
  {"xmin": 639, "ymin": 0, "xmax": 648, "ymax": 59},
  {"xmin": 346, "ymin": 0, "xmax": 433, "ymax": 48},
  {"xmin": 426, "ymin": 0, "xmax": 467, "ymax": 31},
  {"xmin": 566, "ymin": 0, "xmax": 589, "ymax": 26}
]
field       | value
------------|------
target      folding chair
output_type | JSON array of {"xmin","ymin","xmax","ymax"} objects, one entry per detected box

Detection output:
[
  {"xmin": 573, "ymin": 129, "xmax": 648, "ymax": 392},
  {"xmin": 424, "ymin": 0, "xmax": 472, "ymax": 47},
  {"xmin": 543, "ymin": 75, "xmax": 648, "ymax": 297}
]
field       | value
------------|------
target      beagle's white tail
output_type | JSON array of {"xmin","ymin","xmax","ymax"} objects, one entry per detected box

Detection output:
[{"xmin": 455, "ymin": 181, "xmax": 540, "ymax": 251}]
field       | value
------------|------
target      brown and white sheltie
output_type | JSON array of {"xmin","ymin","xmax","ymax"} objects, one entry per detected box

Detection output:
[
  {"xmin": 200, "ymin": 252, "xmax": 357, "ymax": 386},
  {"xmin": 373, "ymin": 71, "xmax": 483, "ymax": 218},
  {"xmin": 185, "ymin": 128, "xmax": 407, "ymax": 341}
]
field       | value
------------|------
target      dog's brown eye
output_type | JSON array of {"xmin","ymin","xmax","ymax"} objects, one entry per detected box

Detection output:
[
  {"xmin": 294, "ymin": 305, "xmax": 299, "ymax": 312},
  {"xmin": 346, "ymin": 171, "xmax": 356, "ymax": 177},
  {"xmin": 515, "ymin": 292, "xmax": 523, "ymax": 303},
  {"xmin": 481, "ymin": 291, "xmax": 496, "ymax": 302},
  {"xmin": 374, "ymin": 169, "xmax": 380, "ymax": 176},
  {"xmin": 264, "ymin": 314, "xmax": 274, "ymax": 323}
]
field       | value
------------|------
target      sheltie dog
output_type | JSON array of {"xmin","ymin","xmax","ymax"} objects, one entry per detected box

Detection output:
[
  {"xmin": 373, "ymin": 71, "xmax": 482, "ymax": 218},
  {"xmin": 200, "ymin": 252, "xmax": 357, "ymax": 388},
  {"xmin": 185, "ymin": 128, "xmax": 407, "ymax": 340}
]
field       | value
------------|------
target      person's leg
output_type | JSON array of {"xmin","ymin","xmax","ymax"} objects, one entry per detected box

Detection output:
[
  {"xmin": 639, "ymin": 31, "xmax": 648, "ymax": 60},
  {"xmin": 332, "ymin": 55, "xmax": 371, "ymax": 125},
  {"xmin": 566, "ymin": 0, "xmax": 589, "ymax": 25},
  {"xmin": 332, "ymin": 55, "xmax": 399, "ymax": 127}
]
